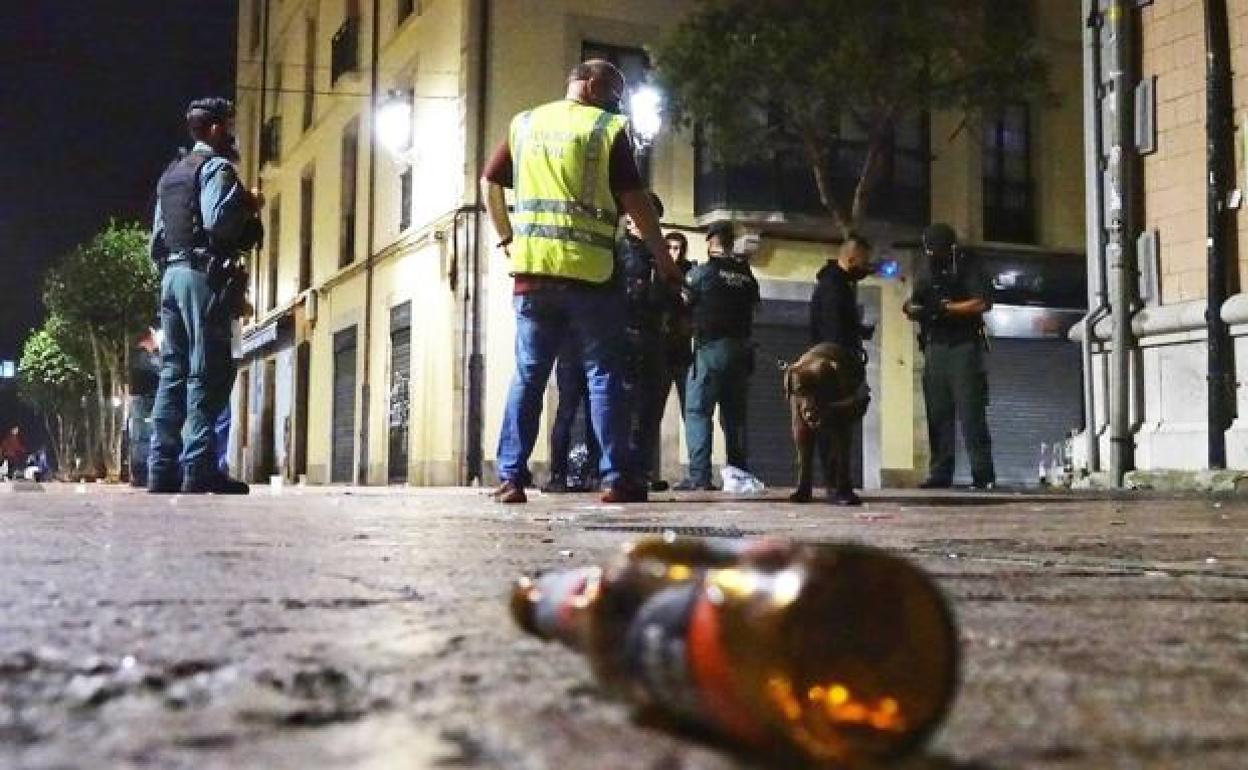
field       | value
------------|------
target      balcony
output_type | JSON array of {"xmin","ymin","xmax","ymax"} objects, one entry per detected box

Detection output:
[
  {"xmin": 694, "ymin": 142, "xmax": 929, "ymax": 229},
  {"xmin": 260, "ymin": 116, "xmax": 282, "ymax": 165},
  {"xmin": 331, "ymin": 16, "xmax": 360, "ymax": 85}
]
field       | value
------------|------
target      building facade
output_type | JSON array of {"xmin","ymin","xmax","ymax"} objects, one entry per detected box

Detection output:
[
  {"xmin": 231, "ymin": 0, "xmax": 1086, "ymax": 489},
  {"xmin": 1074, "ymin": 0, "xmax": 1248, "ymax": 478}
]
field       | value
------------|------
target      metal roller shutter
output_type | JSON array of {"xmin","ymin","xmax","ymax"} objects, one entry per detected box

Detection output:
[
  {"xmin": 388, "ymin": 303, "xmax": 412, "ymax": 484},
  {"xmin": 331, "ymin": 326, "xmax": 357, "ymax": 483},
  {"xmin": 745, "ymin": 299, "xmax": 868, "ymax": 490},
  {"xmin": 953, "ymin": 337, "xmax": 1083, "ymax": 486}
]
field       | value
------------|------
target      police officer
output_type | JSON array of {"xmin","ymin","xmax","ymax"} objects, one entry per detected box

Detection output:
[
  {"xmin": 810, "ymin": 233, "xmax": 874, "ymax": 356},
  {"xmin": 903, "ymin": 223, "xmax": 996, "ymax": 489},
  {"xmin": 676, "ymin": 221, "xmax": 760, "ymax": 491},
  {"xmin": 663, "ymin": 231, "xmax": 696, "ymax": 418},
  {"xmin": 148, "ymin": 98, "xmax": 262, "ymax": 494},
  {"xmin": 619, "ymin": 193, "xmax": 682, "ymax": 491},
  {"xmin": 481, "ymin": 60, "xmax": 683, "ymax": 504},
  {"xmin": 809, "ymin": 232, "xmax": 876, "ymax": 505}
]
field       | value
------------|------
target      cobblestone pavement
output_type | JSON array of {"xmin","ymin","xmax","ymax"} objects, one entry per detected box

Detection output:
[{"xmin": 0, "ymin": 484, "xmax": 1245, "ymax": 769}]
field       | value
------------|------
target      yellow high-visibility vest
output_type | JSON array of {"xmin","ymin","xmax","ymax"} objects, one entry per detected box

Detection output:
[{"xmin": 509, "ymin": 100, "xmax": 628, "ymax": 283}]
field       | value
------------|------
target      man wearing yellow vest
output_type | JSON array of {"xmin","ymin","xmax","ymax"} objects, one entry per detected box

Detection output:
[{"xmin": 482, "ymin": 59, "xmax": 682, "ymax": 504}]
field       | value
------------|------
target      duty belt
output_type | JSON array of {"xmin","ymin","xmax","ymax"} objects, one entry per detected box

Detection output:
[{"xmin": 166, "ymin": 250, "xmax": 213, "ymax": 271}]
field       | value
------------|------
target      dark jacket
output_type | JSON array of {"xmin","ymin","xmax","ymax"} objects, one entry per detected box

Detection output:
[
  {"xmin": 617, "ymin": 235, "xmax": 682, "ymax": 335},
  {"xmin": 809, "ymin": 262, "xmax": 864, "ymax": 354},
  {"xmin": 664, "ymin": 257, "xmax": 695, "ymax": 367},
  {"xmin": 686, "ymin": 257, "xmax": 760, "ymax": 340},
  {"xmin": 910, "ymin": 253, "xmax": 993, "ymax": 345}
]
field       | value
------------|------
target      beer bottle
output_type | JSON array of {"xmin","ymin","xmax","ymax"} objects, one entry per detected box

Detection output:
[{"xmin": 511, "ymin": 536, "xmax": 958, "ymax": 765}]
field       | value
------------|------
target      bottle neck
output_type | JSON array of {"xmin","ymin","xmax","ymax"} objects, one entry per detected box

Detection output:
[{"xmin": 512, "ymin": 567, "xmax": 601, "ymax": 648}]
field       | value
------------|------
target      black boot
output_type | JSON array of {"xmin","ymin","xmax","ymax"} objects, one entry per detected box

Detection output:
[{"xmin": 182, "ymin": 473, "xmax": 249, "ymax": 495}]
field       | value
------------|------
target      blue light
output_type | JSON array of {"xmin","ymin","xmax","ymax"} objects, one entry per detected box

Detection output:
[{"xmin": 876, "ymin": 259, "xmax": 901, "ymax": 279}]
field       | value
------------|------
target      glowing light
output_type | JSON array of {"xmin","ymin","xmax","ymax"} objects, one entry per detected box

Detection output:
[
  {"xmin": 629, "ymin": 85, "xmax": 663, "ymax": 145},
  {"xmin": 709, "ymin": 567, "xmax": 757, "ymax": 597},
  {"xmin": 377, "ymin": 90, "xmax": 414, "ymax": 157},
  {"xmin": 667, "ymin": 564, "xmax": 693, "ymax": 581},
  {"xmin": 876, "ymin": 258, "xmax": 901, "ymax": 279},
  {"xmin": 770, "ymin": 569, "xmax": 803, "ymax": 607}
]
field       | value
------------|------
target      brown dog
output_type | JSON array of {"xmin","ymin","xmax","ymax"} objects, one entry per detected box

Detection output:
[{"xmin": 782, "ymin": 343, "xmax": 870, "ymax": 505}]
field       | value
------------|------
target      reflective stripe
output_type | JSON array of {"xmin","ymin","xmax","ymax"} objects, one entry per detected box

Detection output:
[
  {"xmin": 511, "ymin": 110, "xmax": 533, "ymax": 202},
  {"xmin": 515, "ymin": 223, "xmax": 617, "ymax": 252},
  {"xmin": 579, "ymin": 110, "xmax": 615, "ymax": 209},
  {"xmin": 514, "ymin": 198, "xmax": 617, "ymax": 226}
]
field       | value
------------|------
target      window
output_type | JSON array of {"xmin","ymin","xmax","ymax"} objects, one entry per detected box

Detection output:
[
  {"xmin": 302, "ymin": 17, "xmax": 317, "ymax": 131},
  {"xmin": 299, "ymin": 169, "xmax": 314, "ymax": 291},
  {"xmin": 267, "ymin": 197, "xmax": 281, "ymax": 311},
  {"xmin": 983, "ymin": 104, "xmax": 1034, "ymax": 244},
  {"xmin": 331, "ymin": 7, "xmax": 361, "ymax": 84},
  {"xmin": 397, "ymin": 0, "xmax": 415, "ymax": 26},
  {"xmin": 272, "ymin": 49, "xmax": 284, "ymax": 107},
  {"xmin": 581, "ymin": 41, "xmax": 652, "ymax": 181},
  {"xmin": 340, "ymin": 120, "xmax": 359, "ymax": 267},
  {"xmin": 693, "ymin": 111, "xmax": 931, "ymax": 226},
  {"xmin": 249, "ymin": 0, "xmax": 263, "ymax": 53},
  {"xmin": 399, "ymin": 166, "xmax": 413, "ymax": 232}
]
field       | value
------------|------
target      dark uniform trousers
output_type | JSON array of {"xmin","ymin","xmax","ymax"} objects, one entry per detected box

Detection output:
[
  {"xmin": 548, "ymin": 343, "xmax": 602, "ymax": 482},
  {"xmin": 149, "ymin": 261, "xmax": 236, "ymax": 486},
  {"xmin": 923, "ymin": 338, "xmax": 994, "ymax": 485},
  {"xmin": 627, "ymin": 326, "xmax": 673, "ymax": 481},
  {"xmin": 685, "ymin": 337, "xmax": 752, "ymax": 486}
]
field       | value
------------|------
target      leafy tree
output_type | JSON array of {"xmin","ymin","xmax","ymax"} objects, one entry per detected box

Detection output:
[
  {"xmin": 42, "ymin": 221, "xmax": 157, "ymax": 477},
  {"xmin": 18, "ymin": 322, "xmax": 94, "ymax": 477},
  {"xmin": 653, "ymin": 0, "xmax": 1051, "ymax": 236}
]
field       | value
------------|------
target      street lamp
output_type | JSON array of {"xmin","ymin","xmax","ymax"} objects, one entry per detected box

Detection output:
[
  {"xmin": 376, "ymin": 89, "xmax": 414, "ymax": 159},
  {"xmin": 628, "ymin": 84, "xmax": 663, "ymax": 148}
]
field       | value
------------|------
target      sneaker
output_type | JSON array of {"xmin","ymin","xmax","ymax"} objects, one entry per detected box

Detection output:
[
  {"xmin": 672, "ymin": 478, "xmax": 719, "ymax": 492},
  {"xmin": 649, "ymin": 479, "xmax": 670, "ymax": 492},
  {"xmin": 182, "ymin": 475, "xmax": 250, "ymax": 495},
  {"xmin": 491, "ymin": 480, "xmax": 527, "ymax": 504},
  {"xmin": 601, "ymin": 480, "xmax": 648, "ymax": 504},
  {"xmin": 918, "ymin": 478, "xmax": 952, "ymax": 490}
]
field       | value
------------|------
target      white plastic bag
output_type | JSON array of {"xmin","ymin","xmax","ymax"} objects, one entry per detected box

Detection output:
[{"xmin": 720, "ymin": 465, "xmax": 765, "ymax": 495}]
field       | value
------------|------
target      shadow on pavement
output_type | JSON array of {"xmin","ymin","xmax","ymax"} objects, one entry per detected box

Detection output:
[
  {"xmin": 652, "ymin": 491, "xmax": 1094, "ymax": 507},
  {"xmin": 635, "ymin": 710, "xmax": 996, "ymax": 770}
]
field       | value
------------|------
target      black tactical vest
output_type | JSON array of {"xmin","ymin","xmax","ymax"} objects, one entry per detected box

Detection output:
[
  {"xmin": 618, "ymin": 236, "xmax": 670, "ymax": 331},
  {"xmin": 693, "ymin": 259, "xmax": 759, "ymax": 340},
  {"xmin": 156, "ymin": 151, "xmax": 212, "ymax": 252}
]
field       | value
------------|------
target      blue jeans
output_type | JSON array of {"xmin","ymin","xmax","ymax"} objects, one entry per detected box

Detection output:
[{"xmin": 497, "ymin": 288, "xmax": 633, "ymax": 486}]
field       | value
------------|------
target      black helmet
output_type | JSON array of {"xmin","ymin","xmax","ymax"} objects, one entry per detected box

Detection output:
[{"xmin": 921, "ymin": 223, "xmax": 957, "ymax": 255}]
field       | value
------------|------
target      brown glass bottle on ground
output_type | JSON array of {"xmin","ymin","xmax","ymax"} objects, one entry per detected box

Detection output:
[{"xmin": 512, "ymin": 537, "xmax": 958, "ymax": 765}]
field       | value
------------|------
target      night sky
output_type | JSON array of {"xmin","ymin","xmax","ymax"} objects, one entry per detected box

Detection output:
[{"xmin": 0, "ymin": 2, "xmax": 237, "ymax": 431}]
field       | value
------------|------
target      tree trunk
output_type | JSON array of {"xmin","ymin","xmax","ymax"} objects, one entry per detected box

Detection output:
[
  {"xmin": 87, "ymin": 327, "xmax": 108, "ymax": 478},
  {"xmin": 105, "ymin": 350, "xmax": 122, "ymax": 479},
  {"xmin": 849, "ymin": 137, "xmax": 886, "ymax": 230},
  {"xmin": 802, "ymin": 135, "xmax": 850, "ymax": 240}
]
